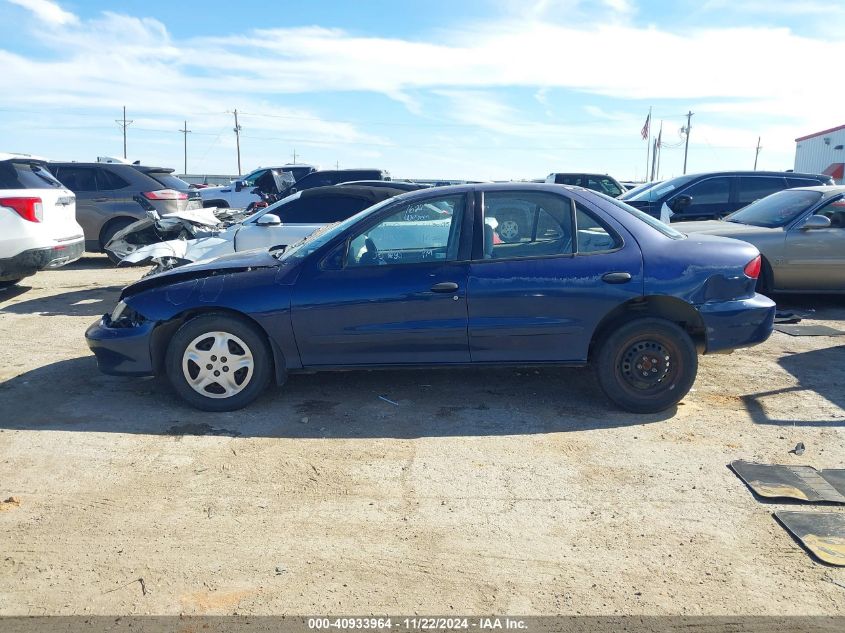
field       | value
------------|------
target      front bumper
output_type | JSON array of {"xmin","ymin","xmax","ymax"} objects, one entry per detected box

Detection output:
[
  {"xmin": 0, "ymin": 239, "xmax": 84, "ymax": 282},
  {"xmin": 85, "ymin": 316, "xmax": 156, "ymax": 376},
  {"xmin": 698, "ymin": 293, "xmax": 776, "ymax": 354}
]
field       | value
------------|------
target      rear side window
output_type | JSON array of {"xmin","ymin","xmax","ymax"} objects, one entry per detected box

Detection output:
[
  {"xmin": 682, "ymin": 177, "xmax": 731, "ymax": 204},
  {"xmin": 586, "ymin": 176, "xmax": 623, "ymax": 197},
  {"xmin": 0, "ymin": 161, "xmax": 63, "ymax": 189},
  {"xmin": 738, "ymin": 176, "xmax": 786, "ymax": 203},
  {"xmin": 279, "ymin": 196, "xmax": 370, "ymax": 223},
  {"xmin": 483, "ymin": 191, "xmax": 574, "ymax": 260},
  {"xmin": 97, "ymin": 168, "xmax": 131, "ymax": 190},
  {"xmin": 53, "ymin": 166, "xmax": 97, "ymax": 192},
  {"xmin": 145, "ymin": 171, "xmax": 189, "ymax": 190},
  {"xmin": 575, "ymin": 204, "xmax": 622, "ymax": 253},
  {"xmin": 787, "ymin": 177, "xmax": 823, "ymax": 188}
]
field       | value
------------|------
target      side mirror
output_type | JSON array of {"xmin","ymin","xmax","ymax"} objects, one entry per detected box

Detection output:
[
  {"xmin": 234, "ymin": 180, "xmax": 244, "ymax": 192},
  {"xmin": 800, "ymin": 215, "xmax": 831, "ymax": 230},
  {"xmin": 670, "ymin": 194, "xmax": 692, "ymax": 212},
  {"xmin": 289, "ymin": 186, "xmax": 298, "ymax": 194},
  {"xmin": 256, "ymin": 214, "xmax": 281, "ymax": 227}
]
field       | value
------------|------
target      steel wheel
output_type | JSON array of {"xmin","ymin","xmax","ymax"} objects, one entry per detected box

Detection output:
[
  {"xmin": 619, "ymin": 340, "xmax": 674, "ymax": 392},
  {"xmin": 181, "ymin": 331, "xmax": 254, "ymax": 399},
  {"xmin": 498, "ymin": 218, "xmax": 520, "ymax": 241}
]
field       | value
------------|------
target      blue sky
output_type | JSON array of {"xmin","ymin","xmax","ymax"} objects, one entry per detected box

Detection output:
[{"xmin": 1, "ymin": 0, "xmax": 843, "ymax": 180}]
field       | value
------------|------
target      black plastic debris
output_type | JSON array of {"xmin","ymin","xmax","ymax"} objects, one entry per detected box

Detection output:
[
  {"xmin": 775, "ymin": 511, "xmax": 845, "ymax": 566},
  {"xmin": 730, "ymin": 460, "xmax": 845, "ymax": 504}
]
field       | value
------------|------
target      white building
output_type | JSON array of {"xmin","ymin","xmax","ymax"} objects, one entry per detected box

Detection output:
[{"xmin": 794, "ymin": 124, "xmax": 845, "ymax": 184}]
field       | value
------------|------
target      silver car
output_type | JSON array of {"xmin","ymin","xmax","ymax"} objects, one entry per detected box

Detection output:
[{"xmin": 681, "ymin": 186, "xmax": 845, "ymax": 294}]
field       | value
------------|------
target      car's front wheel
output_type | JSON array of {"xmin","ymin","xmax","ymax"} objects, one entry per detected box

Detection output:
[
  {"xmin": 165, "ymin": 314, "xmax": 273, "ymax": 411},
  {"xmin": 595, "ymin": 317, "xmax": 697, "ymax": 413}
]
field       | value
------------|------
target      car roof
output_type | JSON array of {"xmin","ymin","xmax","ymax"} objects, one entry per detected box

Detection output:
[
  {"xmin": 49, "ymin": 161, "xmax": 171, "ymax": 172},
  {"xmin": 0, "ymin": 152, "xmax": 49, "ymax": 162},
  {"xmin": 787, "ymin": 184, "xmax": 845, "ymax": 195},
  {"xmin": 385, "ymin": 181, "xmax": 583, "ymax": 202},
  {"xmin": 300, "ymin": 184, "xmax": 407, "ymax": 201},
  {"xmin": 679, "ymin": 170, "xmax": 829, "ymax": 179}
]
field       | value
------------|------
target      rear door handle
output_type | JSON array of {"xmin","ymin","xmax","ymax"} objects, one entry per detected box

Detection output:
[
  {"xmin": 430, "ymin": 282, "xmax": 459, "ymax": 293},
  {"xmin": 602, "ymin": 272, "xmax": 632, "ymax": 284}
]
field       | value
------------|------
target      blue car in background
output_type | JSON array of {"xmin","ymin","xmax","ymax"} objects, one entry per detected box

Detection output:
[{"xmin": 86, "ymin": 183, "xmax": 776, "ymax": 414}]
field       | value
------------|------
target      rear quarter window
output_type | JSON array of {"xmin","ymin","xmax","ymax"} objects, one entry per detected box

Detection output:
[{"xmin": 0, "ymin": 161, "xmax": 64, "ymax": 189}]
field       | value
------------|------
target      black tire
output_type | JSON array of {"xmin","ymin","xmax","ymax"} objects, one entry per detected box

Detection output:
[
  {"xmin": 595, "ymin": 317, "xmax": 697, "ymax": 413},
  {"xmin": 100, "ymin": 218, "xmax": 137, "ymax": 265},
  {"xmin": 165, "ymin": 313, "xmax": 273, "ymax": 412},
  {"xmin": 0, "ymin": 278, "xmax": 23, "ymax": 289},
  {"xmin": 756, "ymin": 257, "xmax": 774, "ymax": 296}
]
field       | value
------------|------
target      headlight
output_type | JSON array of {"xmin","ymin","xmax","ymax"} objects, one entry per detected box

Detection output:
[
  {"xmin": 110, "ymin": 300, "xmax": 128, "ymax": 322},
  {"xmin": 108, "ymin": 300, "xmax": 146, "ymax": 328}
]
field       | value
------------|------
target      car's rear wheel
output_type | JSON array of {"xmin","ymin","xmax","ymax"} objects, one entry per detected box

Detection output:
[
  {"xmin": 595, "ymin": 317, "xmax": 697, "ymax": 413},
  {"xmin": 165, "ymin": 314, "xmax": 272, "ymax": 411},
  {"xmin": 100, "ymin": 218, "xmax": 137, "ymax": 265}
]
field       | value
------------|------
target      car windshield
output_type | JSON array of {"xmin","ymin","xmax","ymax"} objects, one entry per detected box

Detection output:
[
  {"xmin": 274, "ymin": 196, "xmax": 399, "ymax": 261},
  {"xmin": 593, "ymin": 192, "xmax": 686, "ymax": 239},
  {"xmin": 625, "ymin": 175, "xmax": 695, "ymax": 202},
  {"xmin": 619, "ymin": 181, "xmax": 660, "ymax": 200},
  {"xmin": 725, "ymin": 189, "xmax": 824, "ymax": 227}
]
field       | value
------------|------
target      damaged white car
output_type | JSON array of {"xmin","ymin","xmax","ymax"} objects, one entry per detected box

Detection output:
[{"xmin": 106, "ymin": 185, "xmax": 406, "ymax": 275}]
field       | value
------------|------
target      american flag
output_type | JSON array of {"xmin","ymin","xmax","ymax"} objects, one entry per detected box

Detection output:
[{"xmin": 640, "ymin": 113, "xmax": 651, "ymax": 140}]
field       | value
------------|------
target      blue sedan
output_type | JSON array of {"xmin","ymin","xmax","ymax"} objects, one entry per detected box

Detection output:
[{"xmin": 86, "ymin": 183, "xmax": 776, "ymax": 413}]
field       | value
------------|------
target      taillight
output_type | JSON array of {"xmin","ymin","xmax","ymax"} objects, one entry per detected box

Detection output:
[
  {"xmin": 142, "ymin": 189, "xmax": 188, "ymax": 201},
  {"xmin": 744, "ymin": 255, "xmax": 761, "ymax": 279},
  {"xmin": 0, "ymin": 197, "xmax": 43, "ymax": 222}
]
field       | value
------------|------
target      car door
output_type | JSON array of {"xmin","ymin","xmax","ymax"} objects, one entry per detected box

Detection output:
[
  {"xmin": 52, "ymin": 165, "xmax": 100, "ymax": 249},
  {"xmin": 235, "ymin": 195, "xmax": 372, "ymax": 252},
  {"xmin": 672, "ymin": 176, "xmax": 733, "ymax": 220},
  {"xmin": 468, "ymin": 189, "xmax": 643, "ymax": 362},
  {"xmin": 781, "ymin": 196, "xmax": 845, "ymax": 291},
  {"xmin": 290, "ymin": 193, "xmax": 472, "ymax": 366}
]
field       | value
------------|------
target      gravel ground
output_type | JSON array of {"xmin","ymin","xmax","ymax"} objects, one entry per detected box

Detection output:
[{"xmin": 0, "ymin": 255, "xmax": 844, "ymax": 616}]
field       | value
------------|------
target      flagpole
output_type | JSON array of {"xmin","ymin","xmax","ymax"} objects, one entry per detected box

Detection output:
[
  {"xmin": 656, "ymin": 120, "xmax": 664, "ymax": 180},
  {"xmin": 644, "ymin": 106, "xmax": 652, "ymax": 182}
]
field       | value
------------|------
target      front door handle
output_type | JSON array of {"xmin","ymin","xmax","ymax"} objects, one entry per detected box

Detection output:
[
  {"xmin": 602, "ymin": 272, "xmax": 632, "ymax": 284},
  {"xmin": 430, "ymin": 282, "xmax": 459, "ymax": 293}
]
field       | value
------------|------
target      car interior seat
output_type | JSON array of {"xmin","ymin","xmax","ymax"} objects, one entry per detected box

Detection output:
[{"xmin": 483, "ymin": 223, "xmax": 495, "ymax": 259}]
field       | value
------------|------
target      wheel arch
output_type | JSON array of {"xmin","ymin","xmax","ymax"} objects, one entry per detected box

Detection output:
[
  {"xmin": 150, "ymin": 307, "xmax": 287, "ymax": 385},
  {"xmin": 588, "ymin": 295, "xmax": 707, "ymax": 361},
  {"xmin": 98, "ymin": 216, "xmax": 139, "ymax": 250}
]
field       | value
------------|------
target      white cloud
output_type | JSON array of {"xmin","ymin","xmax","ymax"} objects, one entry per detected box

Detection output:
[{"xmin": 7, "ymin": 0, "xmax": 78, "ymax": 25}]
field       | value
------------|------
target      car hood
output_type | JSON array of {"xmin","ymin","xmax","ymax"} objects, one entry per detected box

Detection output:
[
  {"xmin": 120, "ymin": 248, "xmax": 283, "ymax": 299},
  {"xmin": 680, "ymin": 220, "xmax": 778, "ymax": 238}
]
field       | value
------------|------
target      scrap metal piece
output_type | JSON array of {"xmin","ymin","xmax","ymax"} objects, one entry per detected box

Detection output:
[
  {"xmin": 730, "ymin": 460, "xmax": 845, "ymax": 504},
  {"xmin": 775, "ymin": 511, "xmax": 845, "ymax": 566},
  {"xmin": 774, "ymin": 324, "xmax": 845, "ymax": 336}
]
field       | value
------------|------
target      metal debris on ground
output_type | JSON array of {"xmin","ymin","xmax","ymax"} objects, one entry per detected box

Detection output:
[
  {"xmin": 773, "ymin": 311, "xmax": 802, "ymax": 325},
  {"xmin": 775, "ymin": 511, "xmax": 845, "ymax": 566},
  {"xmin": 730, "ymin": 460, "xmax": 845, "ymax": 504},
  {"xmin": 790, "ymin": 442, "xmax": 806, "ymax": 456},
  {"xmin": 773, "ymin": 324, "xmax": 845, "ymax": 337},
  {"xmin": 378, "ymin": 395, "xmax": 399, "ymax": 406}
]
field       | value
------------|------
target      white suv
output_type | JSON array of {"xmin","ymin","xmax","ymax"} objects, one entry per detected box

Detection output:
[{"xmin": 0, "ymin": 153, "xmax": 85, "ymax": 288}]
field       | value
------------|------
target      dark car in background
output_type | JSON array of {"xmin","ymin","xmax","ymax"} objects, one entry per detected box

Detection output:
[
  {"xmin": 48, "ymin": 161, "xmax": 201, "ymax": 256},
  {"xmin": 622, "ymin": 171, "xmax": 834, "ymax": 222},
  {"xmin": 86, "ymin": 183, "xmax": 774, "ymax": 415},
  {"xmin": 546, "ymin": 173, "xmax": 626, "ymax": 197},
  {"xmin": 287, "ymin": 169, "xmax": 390, "ymax": 194}
]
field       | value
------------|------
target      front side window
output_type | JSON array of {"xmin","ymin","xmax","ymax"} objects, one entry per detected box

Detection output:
[
  {"xmin": 681, "ymin": 177, "xmax": 731, "ymax": 204},
  {"xmin": 586, "ymin": 176, "xmax": 623, "ymax": 197},
  {"xmin": 813, "ymin": 196, "xmax": 845, "ymax": 228},
  {"xmin": 482, "ymin": 191, "xmax": 573, "ymax": 260},
  {"xmin": 280, "ymin": 196, "xmax": 370, "ymax": 224},
  {"xmin": 346, "ymin": 195, "xmax": 464, "ymax": 267}
]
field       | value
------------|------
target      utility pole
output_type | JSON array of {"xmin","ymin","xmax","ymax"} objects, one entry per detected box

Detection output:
[
  {"xmin": 682, "ymin": 110, "xmax": 694, "ymax": 175},
  {"xmin": 644, "ymin": 106, "xmax": 652, "ymax": 182},
  {"xmin": 335, "ymin": 160, "xmax": 340, "ymax": 170},
  {"xmin": 232, "ymin": 109, "xmax": 242, "ymax": 175},
  {"xmin": 115, "ymin": 106, "xmax": 133, "ymax": 159},
  {"xmin": 291, "ymin": 149, "xmax": 298, "ymax": 164},
  {"xmin": 179, "ymin": 120, "xmax": 191, "ymax": 174},
  {"xmin": 754, "ymin": 136, "xmax": 762, "ymax": 171}
]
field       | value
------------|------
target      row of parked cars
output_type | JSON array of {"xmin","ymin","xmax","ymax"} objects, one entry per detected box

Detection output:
[{"xmin": 2, "ymin": 151, "xmax": 841, "ymax": 416}]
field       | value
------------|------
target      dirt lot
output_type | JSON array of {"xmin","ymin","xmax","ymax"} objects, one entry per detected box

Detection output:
[{"xmin": 0, "ymin": 255, "xmax": 844, "ymax": 616}]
